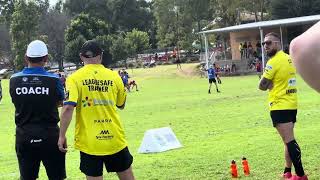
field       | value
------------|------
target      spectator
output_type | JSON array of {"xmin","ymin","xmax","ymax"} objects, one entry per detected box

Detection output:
[
  {"xmin": 58, "ymin": 73, "xmax": 66, "ymax": 90},
  {"xmin": 256, "ymin": 60, "xmax": 262, "ymax": 79},
  {"xmin": 231, "ymin": 63, "xmax": 236, "ymax": 73},
  {"xmin": 256, "ymin": 41, "xmax": 262, "ymax": 60},
  {"xmin": 199, "ymin": 65, "xmax": 206, "ymax": 78},
  {"xmin": 248, "ymin": 42, "xmax": 253, "ymax": 58},
  {"xmin": 243, "ymin": 42, "xmax": 248, "ymax": 59},
  {"xmin": 239, "ymin": 43, "xmax": 244, "ymax": 59},
  {"xmin": 173, "ymin": 47, "xmax": 182, "ymax": 69},
  {"xmin": 155, "ymin": 53, "xmax": 158, "ymax": 61}
]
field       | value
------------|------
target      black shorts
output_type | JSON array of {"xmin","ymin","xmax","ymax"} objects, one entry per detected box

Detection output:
[
  {"xmin": 270, "ymin": 110, "xmax": 297, "ymax": 127},
  {"xmin": 209, "ymin": 78, "xmax": 216, "ymax": 83},
  {"xmin": 80, "ymin": 147, "xmax": 133, "ymax": 177},
  {"xmin": 15, "ymin": 127, "xmax": 66, "ymax": 180}
]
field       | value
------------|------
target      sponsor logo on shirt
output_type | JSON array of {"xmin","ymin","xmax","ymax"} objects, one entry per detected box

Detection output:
[
  {"xmin": 288, "ymin": 78, "xmax": 296, "ymax": 86},
  {"xmin": 266, "ymin": 65, "xmax": 272, "ymax": 70},
  {"xmin": 82, "ymin": 97, "xmax": 114, "ymax": 107},
  {"xmin": 22, "ymin": 77, "xmax": 28, "ymax": 82},
  {"xmin": 96, "ymin": 130, "xmax": 114, "ymax": 140},
  {"xmin": 30, "ymin": 139, "xmax": 42, "ymax": 143},
  {"xmin": 82, "ymin": 97, "xmax": 93, "ymax": 107},
  {"xmin": 94, "ymin": 119, "xmax": 112, "ymax": 123}
]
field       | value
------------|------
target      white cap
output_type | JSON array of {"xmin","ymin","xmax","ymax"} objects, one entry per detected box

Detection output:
[{"xmin": 26, "ymin": 40, "xmax": 48, "ymax": 58}]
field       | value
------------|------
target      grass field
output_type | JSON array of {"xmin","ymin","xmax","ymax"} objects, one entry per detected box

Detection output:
[{"xmin": 0, "ymin": 63, "xmax": 320, "ymax": 180}]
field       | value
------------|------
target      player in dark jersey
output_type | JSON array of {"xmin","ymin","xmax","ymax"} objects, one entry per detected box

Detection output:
[{"xmin": 9, "ymin": 40, "xmax": 66, "ymax": 180}]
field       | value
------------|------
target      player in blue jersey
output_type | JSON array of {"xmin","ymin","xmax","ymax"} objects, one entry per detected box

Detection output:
[{"xmin": 207, "ymin": 65, "xmax": 220, "ymax": 94}]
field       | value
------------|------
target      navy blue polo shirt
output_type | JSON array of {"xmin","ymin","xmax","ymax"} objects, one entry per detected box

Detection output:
[{"xmin": 9, "ymin": 67, "xmax": 64, "ymax": 128}]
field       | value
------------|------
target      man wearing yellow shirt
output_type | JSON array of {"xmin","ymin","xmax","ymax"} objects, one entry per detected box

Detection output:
[
  {"xmin": 58, "ymin": 40, "xmax": 135, "ymax": 180},
  {"xmin": 259, "ymin": 32, "xmax": 307, "ymax": 180}
]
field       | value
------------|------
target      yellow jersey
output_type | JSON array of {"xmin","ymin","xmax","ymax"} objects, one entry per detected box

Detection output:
[
  {"xmin": 262, "ymin": 50, "xmax": 297, "ymax": 111},
  {"xmin": 64, "ymin": 64, "xmax": 127, "ymax": 155}
]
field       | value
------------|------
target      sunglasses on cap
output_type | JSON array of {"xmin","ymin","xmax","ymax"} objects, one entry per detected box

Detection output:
[{"xmin": 262, "ymin": 41, "xmax": 280, "ymax": 46}]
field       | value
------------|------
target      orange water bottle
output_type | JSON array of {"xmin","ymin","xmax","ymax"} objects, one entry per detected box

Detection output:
[
  {"xmin": 242, "ymin": 157, "xmax": 250, "ymax": 176},
  {"xmin": 230, "ymin": 160, "xmax": 238, "ymax": 178}
]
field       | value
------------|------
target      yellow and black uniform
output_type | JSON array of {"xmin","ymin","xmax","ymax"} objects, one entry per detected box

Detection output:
[
  {"xmin": 262, "ymin": 50, "xmax": 297, "ymax": 126},
  {"xmin": 64, "ymin": 64, "xmax": 127, "ymax": 156},
  {"xmin": 263, "ymin": 50, "xmax": 297, "ymax": 110}
]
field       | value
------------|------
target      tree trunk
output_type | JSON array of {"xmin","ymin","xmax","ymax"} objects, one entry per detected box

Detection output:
[
  {"xmin": 254, "ymin": 11, "xmax": 258, "ymax": 22},
  {"xmin": 260, "ymin": 0, "xmax": 264, "ymax": 21},
  {"xmin": 198, "ymin": 20, "xmax": 203, "ymax": 52}
]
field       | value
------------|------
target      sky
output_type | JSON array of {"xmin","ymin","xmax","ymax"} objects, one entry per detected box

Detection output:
[{"xmin": 49, "ymin": 0, "xmax": 61, "ymax": 6}]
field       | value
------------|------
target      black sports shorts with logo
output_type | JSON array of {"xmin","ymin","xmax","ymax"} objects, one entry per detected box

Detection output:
[
  {"xmin": 270, "ymin": 109, "xmax": 297, "ymax": 127},
  {"xmin": 15, "ymin": 126, "xmax": 66, "ymax": 180},
  {"xmin": 209, "ymin": 78, "xmax": 217, "ymax": 83},
  {"xmin": 80, "ymin": 147, "xmax": 133, "ymax": 177}
]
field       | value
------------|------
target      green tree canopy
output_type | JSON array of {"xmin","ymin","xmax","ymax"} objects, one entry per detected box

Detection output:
[
  {"xmin": 64, "ymin": 34, "xmax": 86, "ymax": 67},
  {"xmin": 110, "ymin": 34, "xmax": 128, "ymax": 63},
  {"xmin": 64, "ymin": 13, "xmax": 111, "ymax": 66},
  {"xmin": 10, "ymin": 0, "xmax": 40, "ymax": 70},
  {"xmin": 125, "ymin": 28, "xmax": 150, "ymax": 57},
  {"xmin": 271, "ymin": 0, "xmax": 320, "ymax": 19}
]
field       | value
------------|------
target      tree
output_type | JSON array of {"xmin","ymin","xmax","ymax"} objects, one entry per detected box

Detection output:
[
  {"xmin": 95, "ymin": 35, "xmax": 113, "ymax": 66},
  {"xmin": 40, "ymin": 1, "xmax": 70, "ymax": 71},
  {"xmin": 237, "ymin": 0, "xmax": 271, "ymax": 22},
  {"xmin": 210, "ymin": 0, "xmax": 241, "ymax": 27},
  {"xmin": 271, "ymin": 0, "xmax": 320, "ymax": 19},
  {"xmin": 153, "ymin": 0, "xmax": 176, "ymax": 48},
  {"xmin": 184, "ymin": 0, "xmax": 211, "ymax": 50},
  {"xmin": 0, "ymin": 0, "xmax": 15, "ymax": 26},
  {"xmin": 64, "ymin": 0, "xmax": 111, "ymax": 21},
  {"xmin": 110, "ymin": 35, "xmax": 129, "ymax": 64},
  {"xmin": 64, "ymin": 35, "xmax": 86, "ymax": 67},
  {"xmin": 65, "ymin": 13, "xmax": 110, "ymax": 42},
  {"xmin": 154, "ymin": 0, "xmax": 203, "ymax": 51},
  {"xmin": 10, "ymin": 0, "xmax": 40, "ymax": 70},
  {"xmin": 64, "ymin": 13, "xmax": 111, "ymax": 66},
  {"xmin": 108, "ymin": 0, "xmax": 153, "ymax": 33},
  {"xmin": 125, "ymin": 28, "xmax": 150, "ymax": 57}
]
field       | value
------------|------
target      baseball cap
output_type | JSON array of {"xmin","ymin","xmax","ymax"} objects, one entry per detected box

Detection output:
[
  {"xmin": 80, "ymin": 40, "xmax": 102, "ymax": 58},
  {"xmin": 26, "ymin": 40, "xmax": 48, "ymax": 58}
]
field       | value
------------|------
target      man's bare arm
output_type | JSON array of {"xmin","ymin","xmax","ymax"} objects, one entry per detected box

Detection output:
[
  {"xmin": 259, "ymin": 77, "xmax": 273, "ymax": 91},
  {"xmin": 290, "ymin": 21, "xmax": 320, "ymax": 93},
  {"xmin": 58, "ymin": 104, "xmax": 75, "ymax": 152}
]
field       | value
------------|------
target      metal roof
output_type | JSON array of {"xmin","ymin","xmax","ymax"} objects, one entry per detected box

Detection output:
[{"xmin": 199, "ymin": 15, "xmax": 320, "ymax": 34}]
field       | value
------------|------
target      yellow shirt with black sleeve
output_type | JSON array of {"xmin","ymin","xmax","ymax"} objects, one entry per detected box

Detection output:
[
  {"xmin": 64, "ymin": 64, "xmax": 127, "ymax": 156},
  {"xmin": 262, "ymin": 50, "xmax": 297, "ymax": 111}
]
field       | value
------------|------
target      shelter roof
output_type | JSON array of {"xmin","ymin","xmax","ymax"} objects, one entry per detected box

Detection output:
[{"xmin": 199, "ymin": 15, "xmax": 320, "ymax": 34}]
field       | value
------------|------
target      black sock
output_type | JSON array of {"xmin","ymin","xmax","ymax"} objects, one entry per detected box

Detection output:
[
  {"xmin": 284, "ymin": 167, "xmax": 291, "ymax": 174},
  {"xmin": 287, "ymin": 140, "xmax": 305, "ymax": 177}
]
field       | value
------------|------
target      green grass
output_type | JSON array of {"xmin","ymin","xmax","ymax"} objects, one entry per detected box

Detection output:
[{"xmin": 1, "ymin": 63, "xmax": 320, "ymax": 179}]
